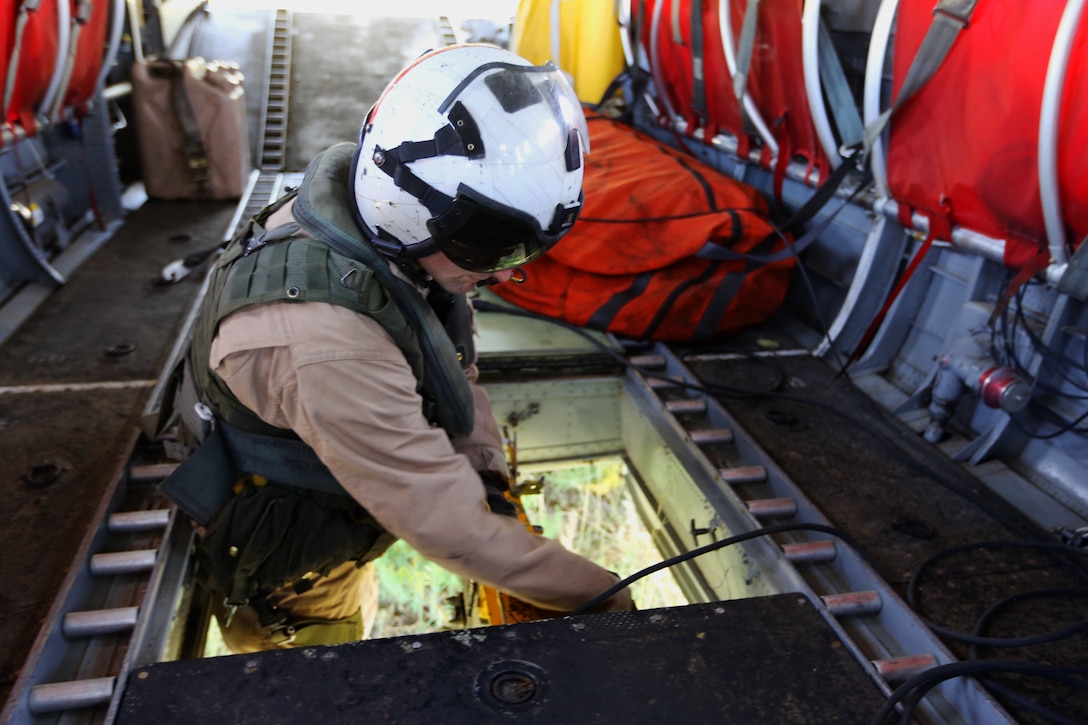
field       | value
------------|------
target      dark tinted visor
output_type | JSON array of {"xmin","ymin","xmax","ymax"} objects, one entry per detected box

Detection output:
[{"xmin": 426, "ymin": 188, "xmax": 582, "ymax": 273}]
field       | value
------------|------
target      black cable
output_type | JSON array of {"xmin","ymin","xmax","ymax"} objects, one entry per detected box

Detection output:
[
  {"xmin": 979, "ymin": 675, "xmax": 1088, "ymax": 725},
  {"xmin": 968, "ymin": 587, "xmax": 1088, "ymax": 659},
  {"xmin": 569, "ymin": 522, "xmax": 874, "ymax": 615},
  {"xmin": 868, "ymin": 660, "xmax": 1088, "ymax": 725},
  {"xmin": 906, "ymin": 541, "xmax": 1088, "ymax": 645},
  {"xmin": 1009, "ymin": 403, "xmax": 1088, "ymax": 440},
  {"xmin": 768, "ymin": 219, "xmax": 852, "ymax": 380},
  {"xmin": 993, "ymin": 282, "xmax": 1088, "ymax": 438},
  {"xmin": 1012, "ymin": 282, "xmax": 1088, "ymax": 378}
]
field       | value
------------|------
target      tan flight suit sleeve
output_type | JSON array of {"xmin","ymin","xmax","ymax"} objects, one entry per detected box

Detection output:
[{"xmin": 209, "ymin": 300, "xmax": 631, "ymax": 613}]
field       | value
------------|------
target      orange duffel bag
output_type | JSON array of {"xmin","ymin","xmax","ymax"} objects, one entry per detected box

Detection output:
[{"xmin": 492, "ymin": 113, "xmax": 794, "ymax": 341}]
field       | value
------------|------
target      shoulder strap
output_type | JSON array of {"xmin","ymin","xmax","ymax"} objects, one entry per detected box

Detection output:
[
  {"xmin": 765, "ymin": 0, "xmax": 977, "ymax": 243},
  {"xmin": 292, "ymin": 144, "xmax": 476, "ymax": 436},
  {"xmin": 732, "ymin": 0, "xmax": 760, "ymax": 105},
  {"xmin": 149, "ymin": 59, "xmax": 211, "ymax": 195},
  {"xmin": 861, "ymin": 0, "xmax": 979, "ymax": 156}
]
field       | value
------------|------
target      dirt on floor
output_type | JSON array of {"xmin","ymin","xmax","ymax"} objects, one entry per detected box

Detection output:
[{"xmin": 0, "ymin": 199, "xmax": 237, "ymax": 706}]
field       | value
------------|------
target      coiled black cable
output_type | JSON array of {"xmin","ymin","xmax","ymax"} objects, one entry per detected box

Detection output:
[
  {"xmin": 906, "ymin": 540, "xmax": 1088, "ymax": 646},
  {"xmin": 869, "ymin": 660, "xmax": 1088, "ymax": 725}
]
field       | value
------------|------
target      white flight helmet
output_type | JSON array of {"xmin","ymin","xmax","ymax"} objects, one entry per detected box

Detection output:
[{"xmin": 350, "ymin": 44, "xmax": 588, "ymax": 273}]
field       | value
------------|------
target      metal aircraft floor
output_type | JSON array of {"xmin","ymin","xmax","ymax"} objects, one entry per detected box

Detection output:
[
  {"xmin": 0, "ymin": 199, "xmax": 237, "ymax": 702},
  {"xmin": 2, "ymin": 6, "xmax": 1086, "ymax": 723}
]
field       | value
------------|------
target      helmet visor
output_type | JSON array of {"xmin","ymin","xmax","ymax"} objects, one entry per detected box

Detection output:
[
  {"xmin": 428, "ymin": 186, "xmax": 582, "ymax": 273},
  {"xmin": 439, "ymin": 60, "xmax": 589, "ymax": 159}
]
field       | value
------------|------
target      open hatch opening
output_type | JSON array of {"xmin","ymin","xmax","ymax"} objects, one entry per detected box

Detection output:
[{"xmin": 367, "ymin": 456, "xmax": 690, "ymax": 639}]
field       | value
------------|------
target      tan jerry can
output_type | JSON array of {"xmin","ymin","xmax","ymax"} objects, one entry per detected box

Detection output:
[{"xmin": 131, "ymin": 57, "xmax": 251, "ymax": 200}]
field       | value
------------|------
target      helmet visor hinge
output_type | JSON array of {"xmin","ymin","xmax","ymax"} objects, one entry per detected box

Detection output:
[{"xmin": 447, "ymin": 101, "xmax": 484, "ymax": 158}]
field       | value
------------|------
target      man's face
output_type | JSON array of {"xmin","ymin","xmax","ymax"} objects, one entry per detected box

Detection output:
[{"xmin": 417, "ymin": 251, "xmax": 516, "ymax": 294}]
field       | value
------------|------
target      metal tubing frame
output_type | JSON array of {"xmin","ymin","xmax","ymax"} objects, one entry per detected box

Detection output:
[
  {"xmin": 864, "ymin": 0, "xmax": 899, "ymax": 199},
  {"xmin": 1039, "ymin": 0, "xmax": 1087, "ymax": 265},
  {"xmin": 38, "ymin": 0, "xmax": 72, "ymax": 120},
  {"xmin": 717, "ymin": 0, "xmax": 779, "ymax": 154},
  {"xmin": 801, "ymin": 0, "xmax": 841, "ymax": 169}
]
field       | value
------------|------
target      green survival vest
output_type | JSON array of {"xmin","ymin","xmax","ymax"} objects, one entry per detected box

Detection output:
[{"xmin": 161, "ymin": 143, "xmax": 478, "ymax": 606}]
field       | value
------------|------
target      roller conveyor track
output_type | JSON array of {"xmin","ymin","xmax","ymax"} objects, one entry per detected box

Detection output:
[
  {"xmin": 622, "ymin": 344, "xmax": 1018, "ymax": 724},
  {"xmin": 0, "ymin": 167, "xmax": 300, "ymax": 725},
  {"xmin": 257, "ymin": 9, "xmax": 293, "ymax": 171},
  {"xmin": 4, "ymin": 456, "xmax": 185, "ymax": 723}
]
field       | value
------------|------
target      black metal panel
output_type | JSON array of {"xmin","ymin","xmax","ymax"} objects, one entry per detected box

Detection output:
[{"xmin": 119, "ymin": 595, "xmax": 886, "ymax": 724}]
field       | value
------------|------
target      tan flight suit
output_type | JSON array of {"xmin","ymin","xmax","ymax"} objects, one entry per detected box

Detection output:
[{"xmin": 207, "ymin": 203, "xmax": 630, "ymax": 652}]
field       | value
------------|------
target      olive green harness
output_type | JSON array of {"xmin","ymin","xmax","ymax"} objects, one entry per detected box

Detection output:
[
  {"xmin": 159, "ymin": 144, "xmax": 479, "ymax": 617},
  {"xmin": 192, "ymin": 142, "xmax": 477, "ymax": 448}
]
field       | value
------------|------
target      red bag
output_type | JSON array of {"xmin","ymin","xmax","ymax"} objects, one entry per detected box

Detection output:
[
  {"xmin": 53, "ymin": 0, "xmax": 113, "ymax": 119},
  {"xmin": 3, "ymin": 0, "xmax": 62, "ymax": 136},
  {"xmin": 1059, "ymin": 13, "xmax": 1088, "ymax": 249},
  {"xmin": 637, "ymin": 0, "xmax": 748, "ymax": 155},
  {"xmin": 885, "ymin": 0, "xmax": 1071, "ymax": 267},
  {"xmin": 492, "ymin": 114, "xmax": 794, "ymax": 341},
  {"xmin": 730, "ymin": 0, "xmax": 830, "ymax": 186}
]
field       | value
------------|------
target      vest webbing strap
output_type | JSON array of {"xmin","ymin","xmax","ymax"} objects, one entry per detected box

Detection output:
[
  {"xmin": 732, "ymin": 0, "xmax": 761, "ymax": 105},
  {"xmin": 861, "ymin": 0, "xmax": 979, "ymax": 158},
  {"xmin": 219, "ymin": 421, "xmax": 345, "ymax": 495},
  {"xmin": 292, "ymin": 143, "xmax": 476, "ymax": 437},
  {"xmin": 690, "ymin": 0, "xmax": 706, "ymax": 121},
  {"xmin": 172, "ymin": 145, "xmax": 476, "ymax": 521}
]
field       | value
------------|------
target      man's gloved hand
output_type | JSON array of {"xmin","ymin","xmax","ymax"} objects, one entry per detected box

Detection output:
[{"xmin": 477, "ymin": 472, "xmax": 637, "ymax": 617}]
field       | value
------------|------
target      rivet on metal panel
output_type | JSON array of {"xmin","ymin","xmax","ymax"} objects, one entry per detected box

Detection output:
[
  {"xmin": 63, "ymin": 607, "xmax": 139, "ymax": 637},
  {"xmin": 648, "ymin": 376, "xmax": 683, "ymax": 390},
  {"xmin": 28, "ymin": 677, "xmax": 115, "ymax": 714},
  {"xmin": 108, "ymin": 509, "xmax": 170, "ymax": 532},
  {"xmin": 629, "ymin": 354, "xmax": 667, "ymax": 369},
  {"xmin": 89, "ymin": 550, "xmax": 157, "ymax": 576},
  {"xmin": 129, "ymin": 463, "xmax": 180, "ymax": 483}
]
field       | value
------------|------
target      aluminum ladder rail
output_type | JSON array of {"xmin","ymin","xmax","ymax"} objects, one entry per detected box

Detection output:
[
  {"xmin": 256, "ymin": 9, "xmax": 292, "ymax": 171},
  {"xmin": 0, "ymin": 165, "xmax": 302, "ymax": 724},
  {"xmin": 625, "ymin": 342, "xmax": 1016, "ymax": 725},
  {"xmin": 0, "ymin": 452, "xmax": 190, "ymax": 724}
]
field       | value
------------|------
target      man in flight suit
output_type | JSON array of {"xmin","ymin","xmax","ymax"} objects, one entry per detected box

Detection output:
[{"xmin": 165, "ymin": 43, "xmax": 632, "ymax": 652}]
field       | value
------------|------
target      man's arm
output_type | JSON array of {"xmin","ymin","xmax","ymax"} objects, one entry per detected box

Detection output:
[{"xmin": 210, "ymin": 301, "xmax": 632, "ymax": 613}]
